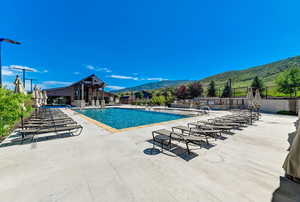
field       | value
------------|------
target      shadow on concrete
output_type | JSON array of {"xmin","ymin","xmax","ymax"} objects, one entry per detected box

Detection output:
[
  {"xmin": 216, "ymin": 135, "xmax": 228, "ymax": 141},
  {"xmin": 222, "ymin": 131, "xmax": 235, "ymax": 136},
  {"xmin": 271, "ymin": 176, "xmax": 300, "ymax": 202},
  {"xmin": 146, "ymin": 139, "xmax": 215, "ymax": 161},
  {"xmin": 143, "ymin": 148, "xmax": 160, "ymax": 155},
  {"xmin": 0, "ymin": 132, "xmax": 79, "ymax": 148}
]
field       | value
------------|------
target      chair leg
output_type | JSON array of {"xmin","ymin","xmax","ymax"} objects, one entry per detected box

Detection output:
[
  {"xmin": 186, "ymin": 142, "xmax": 190, "ymax": 155},
  {"xmin": 31, "ymin": 133, "xmax": 35, "ymax": 143}
]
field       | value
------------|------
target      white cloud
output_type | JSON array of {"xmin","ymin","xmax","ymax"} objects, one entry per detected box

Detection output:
[
  {"xmin": 146, "ymin": 78, "xmax": 168, "ymax": 81},
  {"xmin": 86, "ymin": 65, "xmax": 112, "ymax": 73},
  {"xmin": 42, "ymin": 81, "xmax": 73, "ymax": 85},
  {"xmin": 86, "ymin": 65, "xmax": 95, "ymax": 70},
  {"xmin": 99, "ymin": 67, "xmax": 112, "ymax": 73},
  {"xmin": 73, "ymin": 72, "xmax": 81, "ymax": 75},
  {"xmin": 109, "ymin": 75, "xmax": 139, "ymax": 80},
  {"xmin": 2, "ymin": 68, "xmax": 14, "ymax": 76},
  {"xmin": 106, "ymin": 85, "xmax": 125, "ymax": 90},
  {"xmin": 43, "ymin": 70, "xmax": 48, "ymax": 73}
]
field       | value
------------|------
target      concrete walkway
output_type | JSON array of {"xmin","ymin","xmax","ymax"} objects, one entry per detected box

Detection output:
[{"xmin": 0, "ymin": 110, "xmax": 296, "ymax": 202}]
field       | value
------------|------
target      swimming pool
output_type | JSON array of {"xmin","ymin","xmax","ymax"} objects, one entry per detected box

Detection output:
[{"xmin": 75, "ymin": 108, "xmax": 188, "ymax": 129}]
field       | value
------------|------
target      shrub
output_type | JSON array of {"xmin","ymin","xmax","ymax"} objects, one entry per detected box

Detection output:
[
  {"xmin": 277, "ymin": 110, "xmax": 297, "ymax": 116},
  {"xmin": 0, "ymin": 88, "xmax": 33, "ymax": 137}
]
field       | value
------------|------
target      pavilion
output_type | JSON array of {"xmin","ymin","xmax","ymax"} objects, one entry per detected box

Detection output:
[{"xmin": 45, "ymin": 74, "xmax": 118, "ymax": 107}]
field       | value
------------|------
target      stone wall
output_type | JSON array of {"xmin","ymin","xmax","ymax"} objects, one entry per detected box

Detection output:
[
  {"xmin": 260, "ymin": 99, "xmax": 300, "ymax": 113},
  {"xmin": 172, "ymin": 98, "xmax": 300, "ymax": 113}
]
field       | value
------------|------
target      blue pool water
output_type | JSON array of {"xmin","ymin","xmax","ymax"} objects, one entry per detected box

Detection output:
[{"xmin": 75, "ymin": 108, "xmax": 188, "ymax": 129}]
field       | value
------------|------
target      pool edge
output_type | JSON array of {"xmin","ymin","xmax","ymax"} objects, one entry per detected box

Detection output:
[{"xmin": 70, "ymin": 108, "xmax": 197, "ymax": 133}]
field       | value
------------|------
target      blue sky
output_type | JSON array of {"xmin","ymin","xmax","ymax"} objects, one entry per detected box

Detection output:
[{"xmin": 1, "ymin": 0, "xmax": 300, "ymax": 91}]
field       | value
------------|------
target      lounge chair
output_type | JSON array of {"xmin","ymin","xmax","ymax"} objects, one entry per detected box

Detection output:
[
  {"xmin": 25, "ymin": 117, "xmax": 73, "ymax": 123},
  {"xmin": 188, "ymin": 122, "xmax": 233, "ymax": 132},
  {"xmin": 152, "ymin": 129, "xmax": 209, "ymax": 154},
  {"xmin": 172, "ymin": 125, "xmax": 219, "ymax": 141},
  {"xmin": 23, "ymin": 119, "xmax": 77, "ymax": 129},
  {"xmin": 19, "ymin": 124, "xmax": 83, "ymax": 143},
  {"xmin": 200, "ymin": 120, "xmax": 242, "ymax": 129}
]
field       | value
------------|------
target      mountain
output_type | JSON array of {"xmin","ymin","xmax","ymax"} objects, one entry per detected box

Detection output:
[
  {"xmin": 112, "ymin": 55, "xmax": 300, "ymax": 93},
  {"xmin": 111, "ymin": 80, "xmax": 192, "ymax": 93},
  {"xmin": 199, "ymin": 56, "xmax": 300, "ymax": 88}
]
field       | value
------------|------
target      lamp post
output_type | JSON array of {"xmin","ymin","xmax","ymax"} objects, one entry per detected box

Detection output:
[
  {"xmin": 25, "ymin": 78, "xmax": 37, "ymax": 93},
  {"xmin": 0, "ymin": 38, "xmax": 21, "ymax": 88}
]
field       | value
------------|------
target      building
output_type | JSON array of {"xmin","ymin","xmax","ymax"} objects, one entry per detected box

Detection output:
[
  {"xmin": 120, "ymin": 91, "xmax": 152, "ymax": 104},
  {"xmin": 45, "ymin": 74, "xmax": 117, "ymax": 107}
]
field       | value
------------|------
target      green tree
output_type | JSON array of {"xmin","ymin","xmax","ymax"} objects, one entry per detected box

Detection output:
[
  {"xmin": 134, "ymin": 91, "xmax": 143, "ymax": 99},
  {"xmin": 151, "ymin": 96, "xmax": 166, "ymax": 105},
  {"xmin": 251, "ymin": 76, "xmax": 264, "ymax": 92},
  {"xmin": 276, "ymin": 67, "xmax": 300, "ymax": 96},
  {"xmin": 221, "ymin": 81, "xmax": 232, "ymax": 98},
  {"xmin": 207, "ymin": 81, "xmax": 216, "ymax": 97},
  {"xmin": 188, "ymin": 82, "xmax": 203, "ymax": 98}
]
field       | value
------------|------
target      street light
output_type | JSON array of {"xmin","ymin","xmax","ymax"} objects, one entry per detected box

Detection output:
[
  {"xmin": 25, "ymin": 78, "xmax": 37, "ymax": 93},
  {"xmin": 0, "ymin": 38, "xmax": 21, "ymax": 88}
]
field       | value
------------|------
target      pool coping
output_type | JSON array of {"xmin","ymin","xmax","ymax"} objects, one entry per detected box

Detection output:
[{"xmin": 70, "ymin": 108, "xmax": 197, "ymax": 133}]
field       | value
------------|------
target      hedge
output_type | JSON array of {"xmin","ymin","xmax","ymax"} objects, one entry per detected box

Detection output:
[{"xmin": 0, "ymin": 88, "xmax": 33, "ymax": 137}]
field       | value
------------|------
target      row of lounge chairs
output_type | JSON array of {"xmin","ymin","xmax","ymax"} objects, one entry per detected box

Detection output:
[
  {"xmin": 152, "ymin": 111, "xmax": 259, "ymax": 155},
  {"xmin": 17, "ymin": 108, "xmax": 83, "ymax": 143}
]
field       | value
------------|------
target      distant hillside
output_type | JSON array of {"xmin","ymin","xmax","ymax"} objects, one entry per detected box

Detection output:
[
  {"xmin": 200, "ymin": 56, "xmax": 300, "ymax": 88},
  {"xmin": 112, "ymin": 55, "xmax": 300, "ymax": 93},
  {"xmin": 112, "ymin": 80, "xmax": 192, "ymax": 93}
]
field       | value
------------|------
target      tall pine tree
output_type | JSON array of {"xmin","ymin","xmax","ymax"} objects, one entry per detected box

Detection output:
[
  {"xmin": 221, "ymin": 80, "xmax": 232, "ymax": 98},
  {"xmin": 251, "ymin": 76, "xmax": 263, "ymax": 92},
  {"xmin": 207, "ymin": 80, "xmax": 216, "ymax": 97}
]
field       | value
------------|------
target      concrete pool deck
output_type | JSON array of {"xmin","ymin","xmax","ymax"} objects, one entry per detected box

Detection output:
[{"xmin": 0, "ymin": 109, "xmax": 297, "ymax": 202}]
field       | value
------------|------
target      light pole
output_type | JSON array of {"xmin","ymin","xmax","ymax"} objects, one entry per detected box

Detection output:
[
  {"xmin": 25, "ymin": 78, "xmax": 37, "ymax": 93},
  {"xmin": 0, "ymin": 38, "xmax": 21, "ymax": 88}
]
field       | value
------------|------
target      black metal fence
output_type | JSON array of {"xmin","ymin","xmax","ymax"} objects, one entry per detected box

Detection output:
[{"xmin": 215, "ymin": 86, "xmax": 300, "ymax": 99}]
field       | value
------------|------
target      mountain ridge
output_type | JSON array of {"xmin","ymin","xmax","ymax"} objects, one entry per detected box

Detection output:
[
  {"xmin": 112, "ymin": 55, "xmax": 300, "ymax": 93},
  {"xmin": 111, "ymin": 80, "xmax": 192, "ymax": 93}
]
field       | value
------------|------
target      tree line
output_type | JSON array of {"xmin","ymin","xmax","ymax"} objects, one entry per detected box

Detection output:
[{"xmin": 120, "ymin": 66, "xmax": 300, "ymax": 106}]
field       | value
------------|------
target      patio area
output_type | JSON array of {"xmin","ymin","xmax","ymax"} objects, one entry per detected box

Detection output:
[{"xmin": 0, "ymin": 109, "xmax": 297, "ymax": 202}]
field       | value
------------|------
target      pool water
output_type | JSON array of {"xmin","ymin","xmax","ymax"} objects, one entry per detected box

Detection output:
[{"xmin": 75, "ymin": 108, "xmax": 188, "ymax": 129}]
